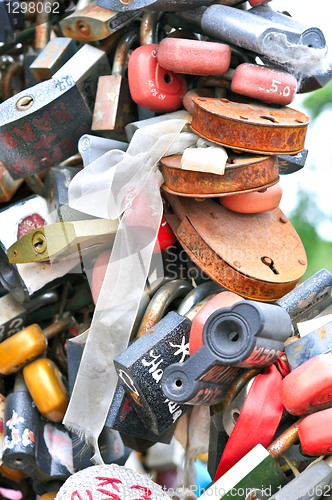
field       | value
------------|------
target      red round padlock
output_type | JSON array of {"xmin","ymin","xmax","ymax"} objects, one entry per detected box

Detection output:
[
  {"xmin": 128, "ymin": 44, "xmax": 187, "ymax": 113},
  {"xmin": 231, "ymin": 63, "xmax": 297, "ymax": 105},
  {"xmin": 280, "ymin": 352, "xmax": 332, "ymax": 416},
  {"xmin": 154, "ymin": 215, "xmax": 176, "ymax": 253},
  {"xmin": 299, "ymin": 407, "xmax": 332, "ymax": 456},
  {"xmin": 189, "ymin": 291, "xmax": 244, "ymax": 355},
  {"xmin": 220, "ymin": 182, "xmax": 282, "ymax": 213},
  {"xmin": 158, "ymin": 38, "xmax": 231, "ymax": 76}
]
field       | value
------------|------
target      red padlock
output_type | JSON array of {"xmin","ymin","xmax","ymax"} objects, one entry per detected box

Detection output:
[
  {"xmin": 299, "ymin": 407, "xmax": 332, "ymax": 456},
  {"xmin": 128, "ymin": 44, "xmax": 187, "ymax": 113},
  {"xmin": 231, "ymin": 63, "xmax": 297, "ymax": 105},
  {"xmin": 189, "ymin": 291, "xmax": 244, "ymax": 355},
  {"xmin": 280, "ymin": 352, "xmax": 332, "ymax": 416},
  {"xmin": 248, "ymin": 0, "xmax": 271, "ymax": 5},
  {"xmin": 220, "ymin": 182, "xmax": 282, "ymax": 214},
  {"xmin": 157, "ymin": 38, "xmax": 231, "ymax": 77}
]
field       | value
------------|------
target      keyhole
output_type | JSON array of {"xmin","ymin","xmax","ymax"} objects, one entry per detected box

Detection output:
[
  {"xmin": 261, "ymin": 256, "xmax": 279, "ymax": 275},
  {"xmin": 175, "ymin": 379, "xmax": 183, "ymax": 388},
  {"xmin": 32, "ymin": 232, "xmax": 47, "ymax": 254},
  {"xmin": 228, "ymin": 331, "xmax": 239, "ymax": 342},
  {"xmin": 164, "ymin": 73, "xmax": 172, "ymax": 84},
  {"xmin": 16, "ymin": 96, "xmax": 34, "ymax": 111}
]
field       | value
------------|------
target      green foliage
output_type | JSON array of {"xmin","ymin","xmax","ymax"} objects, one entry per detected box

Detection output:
[{"xmin": 289, "ymin": 190, "xmax": 332, "ymax": 281}]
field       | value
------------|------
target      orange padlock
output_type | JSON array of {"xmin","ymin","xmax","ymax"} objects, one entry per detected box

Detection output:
[{"xmin": 220, "ymin": 182, "xmax": 282, "ymax": 214}]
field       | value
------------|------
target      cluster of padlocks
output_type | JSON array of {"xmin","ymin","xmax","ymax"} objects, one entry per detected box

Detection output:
[{"xmin": 0, "ymin": 0, "xmax": 332, "ymax": 499}]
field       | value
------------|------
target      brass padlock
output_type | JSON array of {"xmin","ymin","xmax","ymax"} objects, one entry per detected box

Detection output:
[
  {"xmin": 164, "ymin": 192, "xmax": 306, "ymax": 301},
  {"xmin": 60, "ymin": 1, "xmax": 141, "ymax": 41},
  {"xmin": 92, "ymin": 28, "xmax": 139, "ymax": 140}
]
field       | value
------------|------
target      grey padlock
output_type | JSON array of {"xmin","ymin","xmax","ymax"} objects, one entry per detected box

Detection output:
[
  {"xmin": 78, "ymin": 134, "xmax": 128, "ymax": 168},
  {"xmin": 278, "ymin": 150, "xmax": 308, "ymax": 175},
  {"xmin": 45, "ymin": 166, "xmax": 97, "ymax": 223},
  {"xmin": 0, "ymin": 74, "xmax": 91, "ymax": 180},
  {"xmin": 53, "ymin": 44, "xmax": 111, "ymax": 112},
  {"xmin": 29, "ymin": 37, "xmax": 78, "ymax": 83}
]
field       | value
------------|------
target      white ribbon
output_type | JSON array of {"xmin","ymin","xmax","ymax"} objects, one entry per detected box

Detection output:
[{"xmin": 64, "ymin": 118, "xmax": 200, "ymax": 462}]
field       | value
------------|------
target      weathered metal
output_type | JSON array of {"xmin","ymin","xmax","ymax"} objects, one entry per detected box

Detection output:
[
  {"xmin": 160, "ymin": 152, "xmax": 279, "ymax": 197},
  {"xmin": 164, "ymin": 194, "xmax": 307, "ymax": 301},
  {"xmin": 267, "ymin": 419, "xmax": 304, "ymax": 460},
  {"xmin": 189, "ymin": 97, "xmax": 309, "ymax": 155}
]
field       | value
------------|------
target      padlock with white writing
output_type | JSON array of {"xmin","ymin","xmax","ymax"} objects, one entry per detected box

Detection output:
[{"xmin": 92, "ymin": 28, "xmax": 139, "ymax": 140}]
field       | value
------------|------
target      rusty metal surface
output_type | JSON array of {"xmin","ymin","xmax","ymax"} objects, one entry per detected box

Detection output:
[
  {"xmin": 136, "ymin": 279, "xmax": 193, "ymax": 338},
  {"xmin": 160, "ymin": 153, "xmax": 279, "ymax": 197},
  {"xmin": 190, "ymin": 97, "xmax": 309, "ymax": 155},
  {"xmin": 35, "ymin": 8, "xmax": 51, "ymax": 50},
  {"xmin": 184, "ymin": 292, "xmax": 219, "ymax": 321},
  {"xmin": 140, "ymin": 11, "xmax": 161, "ymax": 45},
  {"xmin": 165, "ymin": 199, "xmax": 306, "ymax": 302},
  {"xmin": 267, "ymin": 419, "xmax": 304, "ymax": 459},
  {"xmin": 43, "ymin": 317, "xmax": 72, "ymax": 340}
]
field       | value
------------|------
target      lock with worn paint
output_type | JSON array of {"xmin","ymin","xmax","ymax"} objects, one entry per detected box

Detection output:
[
  {"xmin": 53, "ymin": 43, "xmax": 111, "ymax": 112},
  {"xmin": 128, "ymin": 44, "xmax": 187, "ymax": 113},
  {"xmin": 92, "ymin": 28, "xmax": 139, "ymax": 140},
  {"xmin": 2, "ymin": 372, "xmax": 73, "ymax": 494},
  {"xmin": 114, "ymin": 311, "xmax": 192, "ymax": 435},
  {"xmin": 29, "ymin": 37, "xmax": 78, "ymax": 83},
  {"xmin": 164, "ymin": 193, "xmax": 307, "ymax": 301},
  {"xmin": 0, "ymin": 317, "xmax": 71, "ymax": 375},
  {"xmin": 161, "ymin": 301, "xmax": 291, "ymax": 406},
  {"xmin": 60, "ymin": 1, "xmax": 140, "ymax": 41},
  {"xmin": 0, "ymin": 74, "xmax": 91, "ymax": 180}
]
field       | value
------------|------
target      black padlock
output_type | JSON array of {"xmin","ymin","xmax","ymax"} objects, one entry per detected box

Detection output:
[
  {"xmin": 161, "ymin": 301, "xmax": 291, "ymax": 406},
  {"xmin": 114, "ymin": 311, "xmax": 191, "ymax": 435}
]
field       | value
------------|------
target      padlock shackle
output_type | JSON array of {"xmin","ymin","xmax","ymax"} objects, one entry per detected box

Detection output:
[
  {"xmin": 222, "ymin": 368, "xmax": 261, "ymax": 412},
  {"xmin": 185, "ymin": 292, "xmax": 220, "ymax": 321},
  {"xmin": 140, "ymin": 11, "xmax": 162, "ymax": 46},
  {"xmin": 267, "ymin": 418, "xmax": 304, "ymax": 460},
  {"xmin": 112, "ymin": 28, "xmax": 140, "ymax": 77},
  {"xmin": 136, "ymin": 279, "xmax": 193, "ymax": 337},
  {"xmin": 43, "ymin": 317, "xmax": 72, "ymax": 340},
  {"xmin": 177, "ymin": 280, "xmax": 223, "ymax": 316}
]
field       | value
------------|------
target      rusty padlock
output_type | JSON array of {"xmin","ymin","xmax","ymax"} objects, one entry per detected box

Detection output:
[{"xmin": 29, "ymin": 37, "xmax": 78, "ymax": 83}]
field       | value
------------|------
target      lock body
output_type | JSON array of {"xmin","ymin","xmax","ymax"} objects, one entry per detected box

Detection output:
[
  {"xmin": 299, "ymin": 408, "xmax": 332, "ymax": 456},
  {"xmin": 220, "ymin": 182, "xmax": 282, "ymax": 214},
  {"xmin": 128, "ymin": 44, "xmax": 187, "ymax": 113},
  {"xmin": 114, "ymin": 311, "xmax": 191, "ymax": 435},
  {"xmin": 23, "ymin": 358, "xmax": 69, "ymax": 422},
  {"xmin": 157, "ymin": 38, "xmax": 231, "ymax": 76},
  {"xmin": 29, "ymin": 38, "xmax": 78, "ymax": 83}
]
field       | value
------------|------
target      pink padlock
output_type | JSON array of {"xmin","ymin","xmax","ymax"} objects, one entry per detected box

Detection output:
[
  {"xmin": 128, "ymin": 44, "xmax": 187, "ymax": 113},
  {"xmin": 157, "ymin": 38, "xmax": 231, "ymax": 76},
  {"xmin": 220, "ymin": 182, "xmax": 282, "ymax": 214},
  {"xmin": 231, "ymin": 63, "xmax": 297, "ymax": 105}
]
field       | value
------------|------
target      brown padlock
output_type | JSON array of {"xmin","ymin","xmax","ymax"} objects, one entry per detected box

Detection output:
[
  {"xmin": 160, "ymin": 152, "xmax": 279, "ymax": 198},
  {"xmin": 164, "ymin": 192, "xmax": 307, "ymax": 301},
  {"xmin": 189, "ymin": 97, "xmax": 309, "ymax": 155},
  {"xmin": 91, "ymin": 28, "xmax": 139, "ymax": 140}
]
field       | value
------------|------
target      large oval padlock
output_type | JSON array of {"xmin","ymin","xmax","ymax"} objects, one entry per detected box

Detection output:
[{"xmin": 128, "ymin": 44, "xmax": 187, "ymax": 113}]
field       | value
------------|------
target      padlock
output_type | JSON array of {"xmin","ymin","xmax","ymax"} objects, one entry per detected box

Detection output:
[
  {"xmin": 189, "ymin": 97, "xmax": 309, "ymax": 155},
  {"xmin": 0, "ymin": 74, "xmax": 91, "ymax": 180},
  {"xmin": 157, "ymin": 38, "xmax": 231, "ymax": 77},
  {"xmin": 128, "ymin": 44, "xmax": 187, "ymax": 113},
  {"xmin": 7, "ymin": 218, "xmax": 119, "ymax": 263},
  {"xmin": 164, "ymin": 193, "xmax": 306, "ymax": 301},
  {"xmin": 78, "ymin": 134, "xmax": 128, "ymax": 169},
  {"xmin": 183, "ymin": 88, "xmax": 214, "ymax": 115},
  {"xmin": 29, "ymin": 37, "xmax": 78, "ymax": 83},
  {"xmin": 268, "ymin": 455, "xmax": 332, "ymax": 500},
  {"xmin": 44, "ymin": 167, "xmax": 99, "ymax": 223},
  {"xmin": 160, "ymin": 152, "xmax": 279, "ymax": 198},
  {"xmin": 114, "ymin": 311, "xmax": 192, "ymax": 435},
  {"xmin": 0, "ymin": 162, "xmax": 23, "ymax": 202},
  {"xmin": 23, "ymin": 358, "xmax": 69, "ymax": 422},
  {"xmin": 136, "ymin": 279, "xmax": 193, "ymax": 338},
  {"xmin": 0, "ymin": 316, "xmax": 72, "ymax": 374},
  {"xmin": 96, "ymin": 0, "xmax": 215, "ymax": 12},
  {"xmin": 145, "ymin": 438, "xmax": 184, "ymax": 471},
  {"xmin": 2, "ymin": 372, "xmax": 73, "ymax": 494},
  {"xmin": 280, "ymin": 351, "xmax": 332, "ymax": 416},
  {"xmin": 125, "ymin": 109, "xmax": 190, "ymax": 142},
  {"xmin": 0, "ymin": 289, "xmax": 59, "ymax": 343},
  {"xmin": 278, "ymin": 150, "xmax": 308, "ymax": 175},
  {"xmin": 219, "ymin": 182, "xmax": 283, "ymax": 214},
  {"xmin": 92, "ymin": 28, "xmax": 139, "ymax": 140},
  {"xmin": 176, "ymin": 281, "xmax": 223, "ymax": 317},
  {"xmin": 200, "ymin": 5, "xmax": 326, "ymax": 63},
  {"xmin": 161, "ymin": 301, "xmax": 291, "ymax": 406},
  {"xmin": 53, "ymin": 43, "xmax": 111, "ymax": 112},
  {"xmin": 24, "ymin": 14, "xmax": 52, "ymax": 89},
  {"xmin": 299, "ymin": 407, "xmax": 332, "ymax": 457},
  {"xmin": 60, "ymin": 1, "xmax": 141, "ymax": 41}
]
